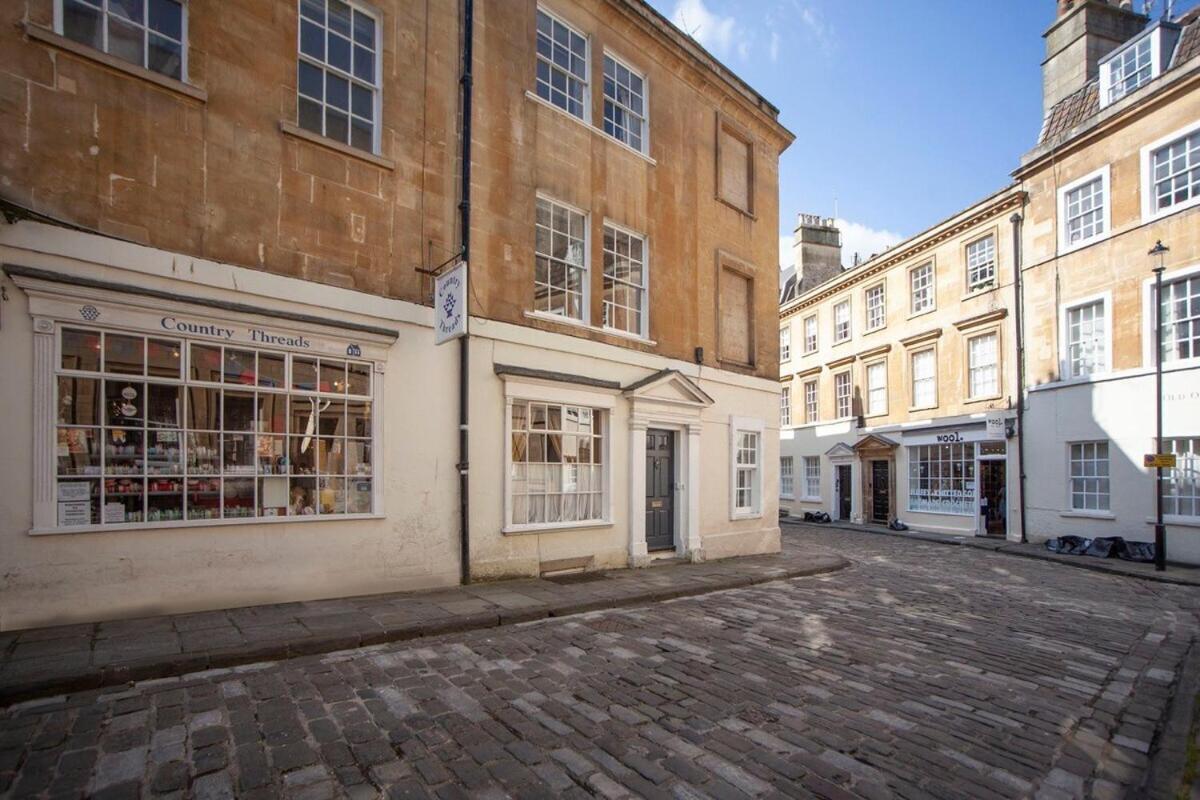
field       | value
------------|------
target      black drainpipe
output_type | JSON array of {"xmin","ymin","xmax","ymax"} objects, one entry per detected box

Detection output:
[
  {"xmin": 457, "ymin": 0, "xmax": 474, "ymax": 584},
  {"xmin": 1010, "ymin": 208, "xmax": 1028, "ymax": 544}
]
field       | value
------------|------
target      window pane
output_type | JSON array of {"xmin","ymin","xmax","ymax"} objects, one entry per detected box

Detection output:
[
  {"xmin": 63, "ymin": 0, "xmax": 103, "ymax": 50},
  {"xmin": 106, "ymin": 380, "xmax": 144, "ymax": 426},
  {"xmin": 106, "ymin": 334, "xmax": 144, "ymax": 375},
  {"xmin": 224, "ymin": 478, "xmax": 255, "ymax": 518},
  {"xmin": 62, "ymin": 328, "xmax": 102, "ymax": 372},
  {"xmin": 107, "ymin": 15, "xmax": 145, "ymax": 68},
  {"xmin": 258, "ymin": 352, "xmax": 286, "ymax": 389},
  {"xmin": 326, "ymin": 108, "xmax": 349, "ymax": 144},
  {"xmin": 190, "ymin": 344, "xmax": 223, "ymax": 382},
  {"xmin": 148, "ymin": 34, "xmax": 182, "ymax": 79},
  {"xmin": 300, "ymin": 19, "xmax": 325, "ymax": 59},
  {"xmin": 346, "ymin": 361, "xmax": 371, "ymax": 395},
  {"xmin": 58, "ymin": 377, "xmax": 100, "ymax": 425},
  {"xmin": 109, "ymin": 0, "xmax": 143, "ymax": 23},
  {"xmin": 58, "ymin": 428, "xmax": 101, "ymax": 476},
  {"xmin": 292, "ymin": 357, "xmax": 319, "ymax": 391},
  {"xmin": 148, "ymin": 0, "xmax": 182, "ymax": 40}
]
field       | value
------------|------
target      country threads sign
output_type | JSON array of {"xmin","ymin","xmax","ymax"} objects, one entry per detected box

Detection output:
[{"xmin": 435, "ymin": 261, "xmax": 468, "ymax": 344}]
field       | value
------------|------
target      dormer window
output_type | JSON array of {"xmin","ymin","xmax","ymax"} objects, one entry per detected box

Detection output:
[{"xmin": 1099, "ymin": 24, "xmax": 1181, "ymax": 109}]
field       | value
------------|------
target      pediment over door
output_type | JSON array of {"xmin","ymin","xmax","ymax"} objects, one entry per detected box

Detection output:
[
  {"xmin": 623, "ymin": 369, "xmax": 714, "ymax": 408},
  {"xmin": 825, "ymin": 442, "xmax": 856, "ymax": 459},
  {"xmin": 852, "ymin": 434, "xmax": 898, "ymax": 454}
]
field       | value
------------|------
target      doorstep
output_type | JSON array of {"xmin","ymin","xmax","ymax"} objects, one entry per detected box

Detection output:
[
  {"xmin": 0, "ymin": 537, "xmax": 848, "ymax": 705},
  {"xmin": 783, "ymin": 516, "xmax": 1200, "ymax": 586}
]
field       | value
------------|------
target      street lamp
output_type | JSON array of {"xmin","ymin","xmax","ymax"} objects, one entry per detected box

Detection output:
[{"xmin": 1150, "ymin": 240, "xmax": 1169, "ymax": 572}]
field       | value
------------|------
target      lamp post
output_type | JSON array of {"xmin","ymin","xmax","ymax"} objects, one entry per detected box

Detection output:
[{"xmin": 1150, "ymin": 240, "xmax": 1169, "ymax": 571}]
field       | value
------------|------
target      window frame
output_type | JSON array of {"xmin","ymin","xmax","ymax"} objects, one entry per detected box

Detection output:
[
  {"xmin": 1068, "ymin": 440, "xmax": 1111, "ymax": 514},
  {"xmin": 909, "ymin": 260, "xmax": 936, "ymax": 317},
  {"xmin": 534, "ymin": 193, "xmax": 591, "ymax": 324},
  {"xmin": 832, "ymin": 298, "xmax": 851, "ymax": 344},
  {"xmin": 802, "ymin": 455, "xmax": 821, "ymax": 501},
  {"xmin": 780, "ymin": 384, "xmax": 791, "ymax": 427},
  {"xmin": 534, "ymin": 5, "xmax": 590, "ymax": 122},
  {"xmin": 1057, "ymin": 165, "xmax": 1111, "ymax": 254},
  {"xmin": 779, "ymin": 326, "xmax": 791, "ymax": 363},
  {"xmin": 908, "ymin": 442, "xmax": 976, "ymax": 516},
  {"xmin": 780, "ymin": 455, "xmax": 794, "ymax": 500},
  {"xmin": 600, "ymin": 219, "xmax": 649, "ymax": 339},
  {"xmin": 1141, "ymin": 118, "xmax": 1200, "ymax": 222},
  {"xmin": 729, "ymin": 416, "xmax": 764, "ymax": 520},
  {"xmin": 909, "ymin": 346, "xmax": 937, "ymax": 411},
  {"xmin": 964, "ymin": 233, "xmax": 998, "ymax": 295},
  {"xmin": 803, "ymin": 314, "xmax": 818, "ymax": 354},
  {"xmin": 295, "ymin": 0, "xmax": 383, "ymax": 155},
  {"xmin": 864, "ymin": 357, "xmax": 887, "ymax": 417},
  {"xmin": 864, "ymin": 281, "xmax": 886, "ymax": 332},
  {"xmin": 833, "ymin": 370, "xmax": 852, "ymax": 420},
  {"xmin": 50, "ymin": 323, "xmax": 379, "ymax": 532},
  {"xmin": 803, "ymin": 378, "xmax": 818, "ymax": 424},
  {"xmin": 55, "ymin": 0, "xmax": 189, "ymax": 81},
  {"xmin": 1164, "ymin": 437, "xmax": 1200, "ymax": 521},
  {"xmin": 1058, "ymin": 291, "xmax": 1112, "ymax": 381},
  {"xmin": 965, "ymin": 328, "xmax": 1001, "ymax": 402},
  {"xmin": 1142, "ymin": 263, "xmax": 1200, "ymax": 369},
  {"xmin": 601, "ymin": 50, "xmax": 648, "ymax": 155},
  {"xmin": 1099, "ymin": 29, "xmax": 1158, "ymax": 108}
]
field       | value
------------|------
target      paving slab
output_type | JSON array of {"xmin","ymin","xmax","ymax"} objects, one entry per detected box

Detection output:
[{"xmin": 0, "ymin": 537, "xmax": 846, "ymax": 705}]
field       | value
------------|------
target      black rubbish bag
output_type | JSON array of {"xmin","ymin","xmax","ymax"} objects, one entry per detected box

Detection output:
[
  {"xmin": 1045, "ymin": 535, "xmax": 1091, "ymax": 555},
  {"xmin": 1085, "ymin": 536, "xmax": 1126, "ymax": 559},
  {"xmin": 1119, "ymin": 541, "xmax": 1157, "ymax": 563}
]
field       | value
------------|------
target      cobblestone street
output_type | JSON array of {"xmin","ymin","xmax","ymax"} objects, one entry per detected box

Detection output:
[{"xmin": 2, "ymin": 526, "xmax": 1198, "ymax": 799}]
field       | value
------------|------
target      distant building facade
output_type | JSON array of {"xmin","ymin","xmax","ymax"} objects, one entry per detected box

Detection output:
[{"xmin": 0, "ymin": 0, "xmax": 792, "ymax": 629}]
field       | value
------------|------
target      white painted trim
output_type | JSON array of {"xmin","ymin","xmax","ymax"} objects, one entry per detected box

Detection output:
[
  {"xmin": 533, "ymin": 4, "xmax": 590, "ymax": 125},
  {"xmin": 54, "ymin": 0, "xmax": 192, "ymax": 82},
  {"xmin": 1058, "ymin": 290, "xmax": 1113, "ymax": 380},
  {"xmin": 1057, "ymin": 165, "xmax": 1112, "ymax": 255},
  {"xmin": 1140, "ymin": 117, "xmax": 1200, "ymax": 223},
  {"xmin": 802, "ymin": 313, "xmax": 818, "ymax": 355},
  {"xmin": 729, "ymin": 415, "xmax": 765, "ymax": 520},
  {"xmin": 600, "ymin": 217, "xmax": 650, "ymax": 340},
  {"xmin": 600, "ymin": 48, "xmax": 650, "ymax": 156},
  {"xmin": 1141, "ymin": 261, "xmax": 1200, "ymax": 370}
]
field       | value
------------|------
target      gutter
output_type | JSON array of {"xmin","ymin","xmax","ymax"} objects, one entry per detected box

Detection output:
[
  {"xmin": 1011, "ymin": 207, "xmax": 1029, "ymax": 544},
  {"xmin": 458, "ymin": 0, "xmax": 474, "ymax": 585}
]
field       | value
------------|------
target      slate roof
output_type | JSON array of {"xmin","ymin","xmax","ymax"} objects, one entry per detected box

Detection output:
[{"xmin": 1038, "ymin": 9, "xmax": 1200, "ymax": 145}]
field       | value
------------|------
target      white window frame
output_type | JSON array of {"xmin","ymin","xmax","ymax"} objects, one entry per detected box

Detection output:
[
  {"xmin": 865, "ymin": 282, "xmax": 886, "ymax": 332},
  {"xmin": 1058, "ymin": 291, "xmax": 1112, "ymax": 380},
  {"xmin": 780, "ymin": 455, "xmax": 794, "ymax": 500},
  {"xmin": 1164, "ymin": 437, "xmax": 1200, "ymax": 521},
  {"xmin": 1142, "ymin": 263, "xmax": 1200, "ymax": 369},
  {"xmin": 502, "ymin": 383, "xmax": 615, "ymax": 534},
  {"xmin": 535, "ymin": 5, "xmax": 589, "ymax": 122},
  {"xmin": 802, "ymin": 455, "xmax": 821, "ymax": 501},
  {"xmin": 729, "ymin": 416, "xmax": 764, "ymax": 520},
  {"xmin": 1100, "ymin": 30, "xmax": 1158, "ymax": 108},
  {"xmin": 908, "ymin": 443, "xmax": 976, "ymax": 516},
  {"xmin": 803, "ymin": 314, "xmax": 818, "ymax": 354},
  {"xmin": 965, "ymin": 234, "xmax": 997, "ymax": 294},
  {"xmin": 833, "ymin": 299, "xmax": 851, "ymax": 344},
  {"xmin": 803, "ymin": 378, "xmax": 818, "ymax": 424},
  {"xmin": 1141, "ymin": 118, "xmax": 1200, "ymax": 222},
  {"xmin": 55, "ymin": 0, "xmax": 190, "ymax": 81},
  {"xmin": 780, "ymin": 384, "xmax": 791, "ymax": 427},
  {"xmin": 910, "ymin": 347, "xmax": 937, "ymax": 410},
  {"xmin": 865, "ymin": 358, "xmax": 887, "ymax": 417},
  {"xmin": 1057, "ymin": 165, "xmax": 1111, "ymax": 253},
  {"xmin": 833, "ymin": 370, "xmax": 852, "ymax": 420},
  {"xmin": 601, "ymin": 50, "xmax": 648, "ymax": 155},
  {"xmin": 601, "ymin": 219, "xmax": 648, "ymax": 339},
  {"xmin": 295, "ymin": 0, "xmax": 383, "ymax": 155},
  {"xmin": 966, "ymin": 330, "xmax": 1000, "ymax": 401},
  {"xmin": 779, "ymin": 326, "xmax": 791, "ymax": 362},
  {"xmin": 49, "ymin": 323, "xmax": 380, "ymax": 532},
  {"xmin": 1068, "ymin": 441, "xmax": 1111, "ymax": 513},
  {"xmin": 534, "ymin": 193, "xmax": 590, "ymax": 324},
  {"xmin": 909, "ymin": 261, "xmax": 935, "ymax": 316}
]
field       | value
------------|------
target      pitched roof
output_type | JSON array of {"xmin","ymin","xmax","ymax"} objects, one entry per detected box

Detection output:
[{"xmin": 1038, "ymin": 11, "xmax": 1200, "ymax": 146}]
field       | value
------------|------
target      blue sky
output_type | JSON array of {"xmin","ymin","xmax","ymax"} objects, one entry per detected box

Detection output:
[{"xmin": 645, "ymin": 0, "xmax": 1198, "ymax": 268}]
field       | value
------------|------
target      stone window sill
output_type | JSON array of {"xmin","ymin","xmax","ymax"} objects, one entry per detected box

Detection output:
[
  {"xmin": 25, "ymin": 23, "xmax": 207, "ymax": 102},
  {"xmin": 279, "ymin": 121, "xmax": 395, "ymax": 170}
]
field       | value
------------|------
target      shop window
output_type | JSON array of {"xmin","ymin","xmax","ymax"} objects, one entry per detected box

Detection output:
[
  {"xmin": 1069, "ymin": 441, "xmax": 1110, "ymax": 512},
  {"xmin": 509, "ymin": 401, "xmax": 605, "ymax": 527},
  {"xmin": 908, "ymin": 443, "xmax": 975, "ymax": 515},
  {"xmin": 1160, "ymin": 273, "xmax": 1200, "ymax": 363},
  {"xmin": 55, "ymin": 326, "xmax": 373, "ymax": 528},
  {"xmin": 59, "ymin": 0, "xmax": 186, "ymax": 80},
  {"xmin": 297, "ymin": 0, "xmax": 381, "ymax": 153},
  {"xmin": 1164, "ymin": 438, "xmax": 1199, "ymax": 519}
]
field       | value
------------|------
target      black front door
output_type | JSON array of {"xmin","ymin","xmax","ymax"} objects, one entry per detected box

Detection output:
[
  {"xmin": 645, "ymin": 430, "xmax": 675, "ymax": 551},
  {"xmin": 837, "ymin": 464, "xmax": 852, "ymax": 520},
  {"xmin": 871, "ymin": 460, "xmax": 891, "ymax": 523},
  {"xmin": 980, "ymin": 461, "xmax": 1007, "ymax": 536}
]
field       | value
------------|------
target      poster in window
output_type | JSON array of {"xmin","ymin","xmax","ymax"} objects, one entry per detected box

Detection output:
[
  {"xmin": 57, "ymin": 481, "xmax": 91, "ymax": 502},
  {"xmin": 58, "ymin": 501, "xmax": 91, "ymax": 526},
  {"xmin": 103, "ymin": 502, "xmax": 126, "ymax": 523}
]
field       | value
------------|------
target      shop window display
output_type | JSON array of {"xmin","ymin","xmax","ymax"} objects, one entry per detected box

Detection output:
[{"xmin": 55, "ymin": 326, "xmax": 373, "ymax": 528}]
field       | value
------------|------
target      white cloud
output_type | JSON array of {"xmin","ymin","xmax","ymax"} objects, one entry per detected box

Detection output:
[
  {"xmin": 769, "ymin": 31, "xmax": 780, "ymax": 63},
  {"xmin": 671, "ymin": 0, "xmax": 742, "ymax": 60},
  {"xmin": 777, "ymin": 220, "xmax": 904, "ymax": 270}
]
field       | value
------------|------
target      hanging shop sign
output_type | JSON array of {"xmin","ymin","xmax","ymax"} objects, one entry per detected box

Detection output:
[
  {"xmin": 985, "ymin": 412, "xmax": 1008, "ymax": 441},
  {"xmin": 435, "ymin": 261, "xmax": 468, "ymax": 345}
]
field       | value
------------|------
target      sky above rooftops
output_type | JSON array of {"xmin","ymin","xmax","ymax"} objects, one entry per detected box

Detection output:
[{"xmin": 646, "ymin": 0, "xmax": 1200, "ymax": 270}]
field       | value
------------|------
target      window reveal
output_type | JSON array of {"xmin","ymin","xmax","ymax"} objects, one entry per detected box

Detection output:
[{"xmin": 55, "ymin": 326, "xmax": 374, "ymax": 527}]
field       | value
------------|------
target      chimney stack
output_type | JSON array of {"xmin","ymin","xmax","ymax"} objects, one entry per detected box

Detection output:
[
  {"xmin": 1042, "ymin": 0, "xmax": 1147, "ymax": 115},
  {"xmin": 793, "ymin": 214, "xmax": 842, "ymax": 289}
]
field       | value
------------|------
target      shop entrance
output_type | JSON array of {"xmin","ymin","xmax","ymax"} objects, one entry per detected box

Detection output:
[{"xmin": 979, "ymin": 460, "xmax": 1007, "ymax": 537}]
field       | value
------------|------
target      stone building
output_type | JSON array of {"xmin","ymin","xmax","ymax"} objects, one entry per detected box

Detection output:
[
  {"xmin": 1016, "ymin": 0, "xmax": 1200, "ymax": 560},
  {"xmin": 778, "ymin": 189, "xmax": 1024, "ymax": 538},
  {"xmin": 0, "ymin": 0, "xmax": 792, "ymax": 629},
  {"xmin": 779, "ymin": 0, "xmax": 1200, "ymax": 559}
]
